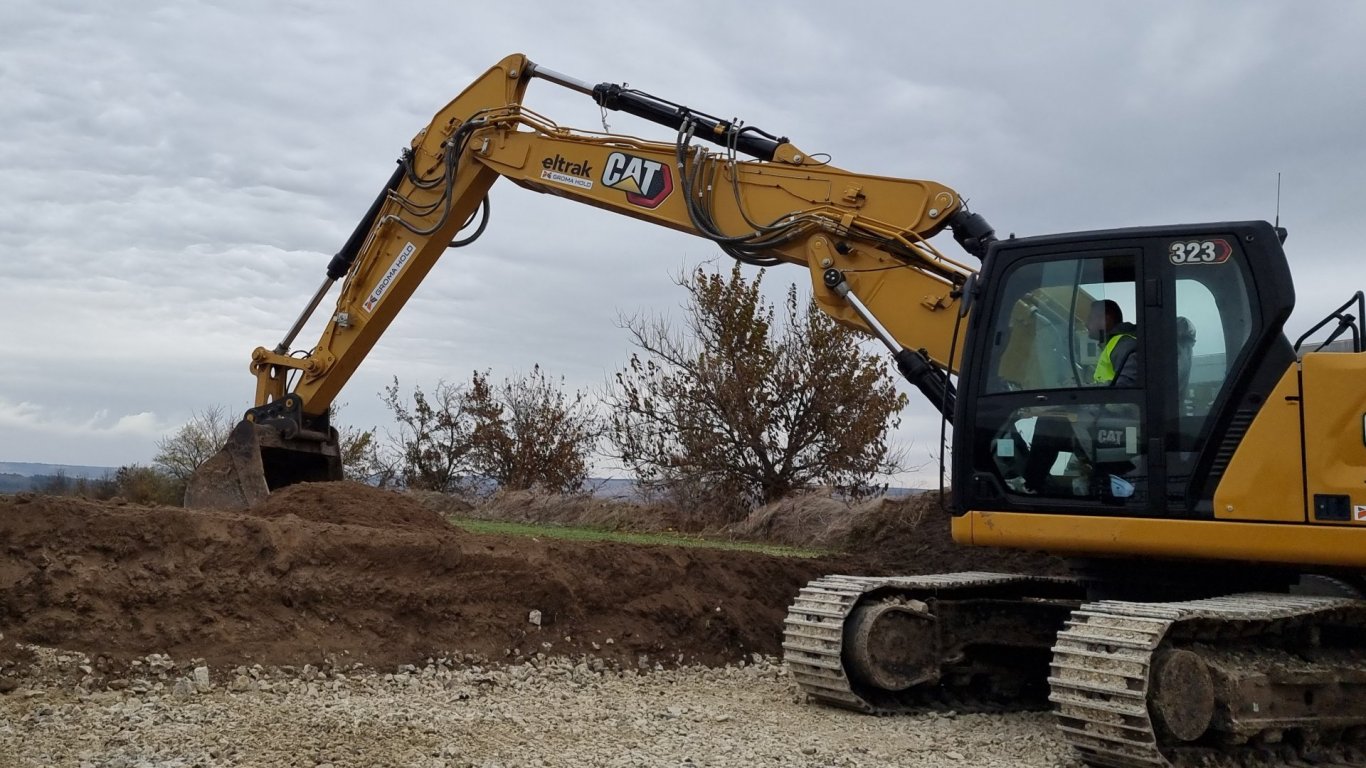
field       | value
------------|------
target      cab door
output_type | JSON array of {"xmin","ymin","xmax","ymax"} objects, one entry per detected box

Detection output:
[{"xmin": 956, "ymin": 242, "xmax": 1156, "ymax": 515}]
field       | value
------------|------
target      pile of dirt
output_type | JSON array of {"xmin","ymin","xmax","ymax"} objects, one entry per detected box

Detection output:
[
  {"xmin": 0, "ymin": 485, "xmax": 848, "ymax": 673},
  {"xmin": 731, "ymin": 491, "xmax": 1068, "ymax": 576},
  {"xmin": 251, "ymin": 481, "xmax": 449, "ymax": 532},
  {"xmin": 411, "ymin": 488, "xmax": 673, "ymax": 532}
]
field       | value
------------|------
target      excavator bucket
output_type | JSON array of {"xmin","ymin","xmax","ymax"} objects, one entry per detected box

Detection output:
[{"xmin": 184, "ymin": 420, "xmax": 342, "ymax": 509}]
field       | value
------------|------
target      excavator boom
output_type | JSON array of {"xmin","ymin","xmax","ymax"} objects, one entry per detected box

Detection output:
[{"xmin": 187, "ymin": 53, "xmax": 988, "ymax": 508}]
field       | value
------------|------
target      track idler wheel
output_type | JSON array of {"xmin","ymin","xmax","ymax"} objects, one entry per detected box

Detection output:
[
  {"xmin": 1150, "ymin": 649, "xmax": 1215, "ymax": 742},
  {"xmin": 843, "ymin": 598, "xmax": 940, "ymax": 692}
]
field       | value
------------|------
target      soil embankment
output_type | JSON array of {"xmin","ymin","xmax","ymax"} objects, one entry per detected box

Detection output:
[{"xmin": 0, "ymin": 483, "xmax": 1062, "ymax": 676}]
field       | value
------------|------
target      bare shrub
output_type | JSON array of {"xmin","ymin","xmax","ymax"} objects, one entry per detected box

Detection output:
[
  {"xmin": 154, "ymin": 405, "xmax": 233, "ymax": 482},
  {"xmin": 606, "ymin": 264, "xmax": 907, "ymax": 524},
  {"xmin": 465, "ymin": 366, "xmax": 599, "ymax": 495}
]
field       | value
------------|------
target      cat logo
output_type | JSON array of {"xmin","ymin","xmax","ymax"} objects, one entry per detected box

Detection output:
[
  {"xmin": 1096, "ymin": 428, "xmax": 1124, "ymax": 447},
  {"xmin": 602, "ymin": 151, "xmax": 673, "ymax": 209}
]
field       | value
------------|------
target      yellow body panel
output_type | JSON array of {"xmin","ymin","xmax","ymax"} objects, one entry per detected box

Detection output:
[
  {"xmin": 952, "ymin": 510, "xmax": 1366, "ymax": 568},
  {"xmin": 1302, "ymin": 351, "xmax": 1366, "ymax": 518},
  {"xmin": 1212, "ymin": 366, "xmax": 1304, "ymax": 522}
]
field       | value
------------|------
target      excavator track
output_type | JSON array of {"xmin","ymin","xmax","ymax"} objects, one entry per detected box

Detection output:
[
  {"xmin": 1050, "ymin": 593, "xmax": 1366, "ymax": 768},
  {"xmin": 783, "ymin": 572, "xmax": 1082, "ymax": 714}
]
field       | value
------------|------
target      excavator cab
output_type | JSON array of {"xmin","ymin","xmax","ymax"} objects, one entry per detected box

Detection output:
[
  {"xmin": 791, "ymin": 219, "xmax": 1366, "ymax": 764},
  {"xmin": 954, "ymin": 220, "xmax": 1297, "ymax": 522}
]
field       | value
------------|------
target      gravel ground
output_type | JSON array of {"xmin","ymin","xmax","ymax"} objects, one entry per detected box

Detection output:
[{"xmin": 2, "ymin": 647, "xmax": 1083, "ymax": 768}]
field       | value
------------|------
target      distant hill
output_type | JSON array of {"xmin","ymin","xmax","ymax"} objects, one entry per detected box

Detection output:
[
  {"xmin": 0, "ymin": 463, "xmax": 919, "ymax": 498},
  {"xmin": 0, "ymin": 462, "xmax": 119, "ymax": 480},
  {"xmin": 0, "ymin": 462, "xmax": 120, "ymax": 493}
]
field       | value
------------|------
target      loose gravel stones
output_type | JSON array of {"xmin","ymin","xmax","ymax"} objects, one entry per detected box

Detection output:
[{"xmin": 1, "ymin": 647, "xmax": 1081, "ymax": 768}]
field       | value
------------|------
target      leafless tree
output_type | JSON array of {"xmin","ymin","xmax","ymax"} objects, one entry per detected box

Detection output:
[
  {"xmin": 328, "ymin": 403, "xmax": 390, "ymax": 484},
  {"xmin": 154, "ymin": 405, "xmax": 234, "ymax": 482},
  {"xmin": 378, "ymin": 378, "xmax": 477, "ymax": 493}
]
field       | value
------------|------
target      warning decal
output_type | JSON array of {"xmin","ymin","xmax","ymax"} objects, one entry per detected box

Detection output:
[{"xmin": 363, "ymin": 241, "xmax": 417, "ymax": 313}]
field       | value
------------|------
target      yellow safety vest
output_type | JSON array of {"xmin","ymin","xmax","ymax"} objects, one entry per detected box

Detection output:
[{"xmin": 1093, "ymin": 332, "xmax": 1137, "ymax": 384}]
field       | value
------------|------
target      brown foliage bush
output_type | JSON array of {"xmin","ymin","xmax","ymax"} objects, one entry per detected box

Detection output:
[{"xmin": 606, "ymin": 265, "xmax": 907, "ymax": 523}]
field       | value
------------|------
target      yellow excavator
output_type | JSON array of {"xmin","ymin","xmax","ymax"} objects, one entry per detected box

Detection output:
[{"xmin": 188, "ymin": 54, "xmax": 1366, "ymax": 767}]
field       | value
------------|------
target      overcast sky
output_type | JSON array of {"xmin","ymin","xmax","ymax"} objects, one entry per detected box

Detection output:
[{"xmin": 3, "ymin": 1, "xmax": 1364, "ymax": 486}]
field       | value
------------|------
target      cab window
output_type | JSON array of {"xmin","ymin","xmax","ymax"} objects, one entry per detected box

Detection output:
[
  {"xmin": 985, "ymin": 255, "xmax": 1138, "ymax": 393},
  {"xmin": 977, "ymin": 252, "xmax": 1146, "ymax": 503}
]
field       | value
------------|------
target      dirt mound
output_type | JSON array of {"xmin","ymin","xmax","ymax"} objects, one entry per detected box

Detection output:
[
  {"xmin": 406, "ymin": 489, "xmax": 477, "ymax": 518},
  {"xmin": 250, "ymin": 481, "xmax": 449, "ymax": 532},
  {"xmin": 727, "ymin": 489, "xmax": 853, "ymax": 548},
  {"xmin": 414, "ymin": 488, "xmax": 674, "ymax": 532},
  {"xmin": 733, "ymin": 491, "xmax": 1068, "ymax": 575},
  {"xmin": 0, "ymin": 485, "xmax": 845, "ymax": 673}
]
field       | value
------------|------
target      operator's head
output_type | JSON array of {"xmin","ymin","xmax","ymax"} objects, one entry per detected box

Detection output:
[{"xmin": 1088, "ymin": 299, "xmax": 1123, "ymax": 341}]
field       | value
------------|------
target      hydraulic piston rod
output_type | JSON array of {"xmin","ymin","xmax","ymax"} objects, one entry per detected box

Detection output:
[
  {"xmin": 528, "ymin": 61, "xmax": 790, "ymax": 161},
  {"xmin": 823, "ymin": 268, "xmax": 956, "ymax": 420}
]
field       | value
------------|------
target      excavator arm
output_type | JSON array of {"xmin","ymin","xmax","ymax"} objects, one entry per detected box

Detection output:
[{"xmin": 186, "ymin": 53, "xmax": 993, "ymax": 508}]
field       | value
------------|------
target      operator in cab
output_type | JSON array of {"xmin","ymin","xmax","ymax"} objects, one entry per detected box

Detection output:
[{"xmin": 1089, "ymin": 299, "xmax": 1138, "ymax": 386}]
